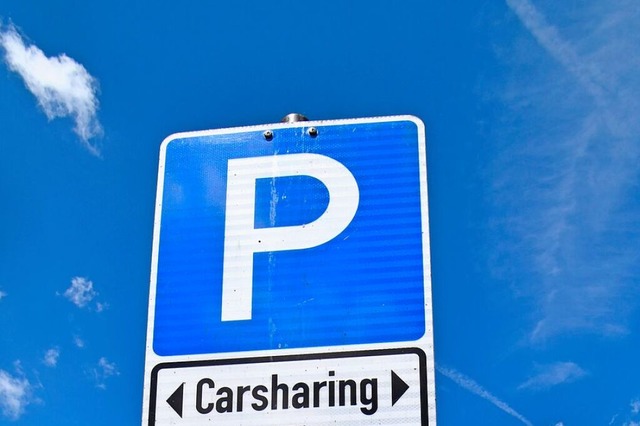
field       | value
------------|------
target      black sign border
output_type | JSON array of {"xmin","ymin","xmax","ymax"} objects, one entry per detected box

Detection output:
[{"xmin": 149, "ymin": 347, "xmax": 428, "ymax": 425}]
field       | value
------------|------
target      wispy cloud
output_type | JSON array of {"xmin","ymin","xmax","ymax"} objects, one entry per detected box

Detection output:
[
  {"xmin": 95, "ymin": 301, "xmax": 109, "ymax": 313},
  {"xmin": 608, "ymin": 398, "xmax": 640, "ymax": 425},
  {"xmin": 91, "ymin": 357, "xmax": 119, "ymax": 390},
  {"xmin": 43, "ymin": 348, "xmax": 60, "ymax": 368},
  {"xmin": 0, "ymin": 290, "xmax": 6, "ymax": 301},
  {"xmin": 490, "ymin": 0, "xmax": 640, "ymax": 342},
  {"xmin": 62, "ymin": 276, "xmax": 105, "ymax": 310},
  {"xmin": 0, "ymin": 369, "xmax": 33, "ymax": 420},
  {"xmin": 518, "ymin": 361, "xmax": 586, "ymax": 390},
  {"xmin": 505, "ymin": 0, "xmax": 610, "ymax": 110},
  {"xmin": 73, "ymin": 335, "xmax": 85, "ymax": 349},
  {"xmin": 0, "ymin": 23, "xmax": 102, "ymax": 155},
  {"xmin": 437, "ymin": 365, "xmax": 533, "ymax": 426}
]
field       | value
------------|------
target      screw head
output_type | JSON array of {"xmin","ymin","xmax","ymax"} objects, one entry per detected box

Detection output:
[
  {"xmin": 263, "ymin": 130, "xmax": 274, "ymax": 141},
  {"xmin": 308, "ymin": 127, "xmax": 318, "ymax": 137}
]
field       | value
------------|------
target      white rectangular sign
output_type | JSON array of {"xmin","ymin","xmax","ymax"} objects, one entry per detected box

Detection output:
[{"xmin": 151, "ymin": 349, "xmax": 426, "ymax": 425}]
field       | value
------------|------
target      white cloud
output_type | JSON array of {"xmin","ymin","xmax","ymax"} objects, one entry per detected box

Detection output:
[
  {"xmin": 43, "ymin": 348, "xmax": 60, "ymax": 367},
  {"xmin": 0, "ymin": 24, "xmax": 102, "ymax": 155},
  {"xmin": 95, "ymin": 301, "xmax": 109, "ymax": 313},
  {"xmin": 73, "ymin": 335, "xmax": 85, "ymax": 348},
  {"xmin": 488, "ymin": 0, "xmax": 640, "ymax": 342},
  {"xmin": 608, "ymin": 397, "xmax": 640, "ymax": 425},
  {"xmin": 0, "ymin": 369, "xmax": 33, "ymax": 420},
  {"xmin": 0, "ymin": 290, "xmax": 6, "ymax": 301},
  {"xmin": 63, "ymin": 276, "xmax": 97, "ymax": 308},
  {"xmin": 98, "ymin": 358, "xmax": 117, "ymax": 375},
  {"xmin": 518, "ymin": 361, "xmax": 586, "ymax": 390},
  {"xmin": 437, "ymin": 365, "xmax": 533, "ymax": 426},
  {"xmin": 92, "ymin": 357, "xmax": 119, "ymax": 389}
]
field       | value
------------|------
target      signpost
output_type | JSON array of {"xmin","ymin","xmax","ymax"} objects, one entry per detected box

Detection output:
[{"xmin": 142, "ymin": 116, "xmax": 436, "ymax": 425}]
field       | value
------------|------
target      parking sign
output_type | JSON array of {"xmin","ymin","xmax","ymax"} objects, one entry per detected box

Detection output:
[{"xmin": 142, "ymin": 116, "xmax": 436, "ymax": 425}]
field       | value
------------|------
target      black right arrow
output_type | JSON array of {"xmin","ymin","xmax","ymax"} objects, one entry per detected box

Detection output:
[
  {"xmin": 391, "ymin": 370, "xmax": 410, "ymax": 406},
  {"xmin": 167, "ymin": 383, "xmax": 184, "ymax": 418}
]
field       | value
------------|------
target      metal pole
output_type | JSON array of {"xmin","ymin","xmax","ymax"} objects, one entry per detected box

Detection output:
[{"xmin": 281, "ymin": 113, "xmax": 309, "ymax": 123}]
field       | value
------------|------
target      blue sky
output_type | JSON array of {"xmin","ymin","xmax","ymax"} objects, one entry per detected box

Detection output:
[{"xmin": 1, "ymin": 0, "xmax": 639, "ymax": 425}]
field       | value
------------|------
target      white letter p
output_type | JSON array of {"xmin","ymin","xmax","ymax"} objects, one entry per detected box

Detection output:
[{"xmin": 221, "ymin": 153, "xmax": 359, "ymax": 321}]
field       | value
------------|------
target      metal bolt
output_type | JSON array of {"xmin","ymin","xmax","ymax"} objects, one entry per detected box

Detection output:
[
  {"xmin": 263, "ymin": 130, "xmax": 274, "ymax": 141},
  {"xmin": 308, "ymin": 127, "xmax": 318, "ymax": 137}
]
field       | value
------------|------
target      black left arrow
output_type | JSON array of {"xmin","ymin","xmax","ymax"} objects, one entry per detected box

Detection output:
[{"xmin": 167, "ymin": 383, "xmax": 185, "ymax": 418}]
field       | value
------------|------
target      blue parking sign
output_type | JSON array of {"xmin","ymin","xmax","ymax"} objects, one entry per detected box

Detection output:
[
  {"xmin": 150, "ymin": 116, "xmax": 430, "ymax": 356},
  {"xmin": 143, "ymin": 116, "xmax": 436, "ymax": 425}
]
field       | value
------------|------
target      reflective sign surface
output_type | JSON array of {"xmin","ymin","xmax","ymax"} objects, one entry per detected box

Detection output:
[
  {"xmin": 142, "ymin": 116, "xmax": 436, "ymax": 426},
  {"xmin": 154, "ymin": 119, "xmax": 426, "ymax": 355}
]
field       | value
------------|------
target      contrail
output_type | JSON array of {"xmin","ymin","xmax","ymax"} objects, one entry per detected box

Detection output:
[
  {"xmin": 438, "ymin": 366, "xmax": 534, "ymax": 426},
  {"xmin": 501, "ymin": 0, "xmax": 639, "ymax": 342},
  {"xmin": 505, "ymin": 0, "xmax": 608, "ymax": 104}
]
